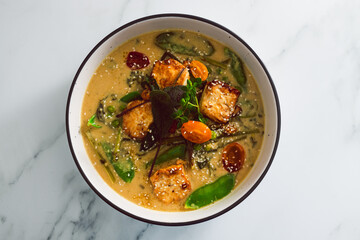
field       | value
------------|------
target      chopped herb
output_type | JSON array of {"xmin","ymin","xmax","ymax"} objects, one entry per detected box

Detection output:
[
  {"xmin": 172, "ymin": 78, "xmax": 206, "ymax": 126},
  {"xmin": 87, "ymin": 114, "xmax": 102, "ymax": 128}
]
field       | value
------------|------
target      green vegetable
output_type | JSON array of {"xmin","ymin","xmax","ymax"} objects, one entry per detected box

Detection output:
[
  {"xmin": 203, "ymin": 135, "xmax": 247, "ymax": 152},
  {"xmin": 111, "ymin": 119, "xmax": 120, "ymax": 128},
  {"xmin": 84, "ymin": 131, "xmax": 115, "ymax": 182},
  {"xmin": 201, "ymin": 57, "xmax": 228, "ymax": 69},
  {"xmin": 126, "ymin": 71, "xmax": 147, "ymax": 88},
  {"xmin": 87, "ymin": 114, "xmax": 102, "ymax": 128},
  {"xmin": 112, "ymin": 159, "xmax": 135, "ymax": 183},
  {"xmin": 119, "ymin": 104, "xmax": 127, "ymax": 111},
  {"xmin": 96, "ymin": 94, "xmax": 122, "ymax": 126},
  {"xmin": 173, "ymin": 78, "xmax": 206, "ymax": 126},
  {"xmin": 211, "ymin": 131, "xmax": 217, "ymax": 139},
  {"xmin": 96, "ymin": 102, "xmax": 105, "ymax": 122},
  {"xmin": 101, "ymin": 141, "xmax": 135, "ymax": 183},
  {"xmin": 146, "ymin": 144, "xmax": 186, "ymax": 168},
  {"xmin": 112, "ymin": 130, "xmax": 135, "ymax": 183},
  {"xmin": 196, "ymin": 158, "xmax": 208, "ymax": 169},
  {"xmin": 238, "ymin": 100, "xmax": 258, "ymax": 118},
  {"xmin": 101, "ymin": 142, "xmax": 114, "ymax": 162},
  {"xmin": 107, "ymin": 105, "xmax": 116, "ymax": 113},
  {"xmin": 217, "ymin": 129, "xmax": 260, "ymax": 139},
  {"xmin": 155, "ymin": 32, "xmax": 214, "ymax": 56},
  {"xmin": 120, "ymin": 91, "xmax": 142, "ymax": 103},
  {"xmin": 185, "ymin": 174, "xmax": 235, "ymax": 209},
  {"xmin": 224, "ymin": 47, "xmax": 246, "ymax": 92},
  {"xmin": 201, "ymin": 129, "xmax": 259, "ymax": 152}
]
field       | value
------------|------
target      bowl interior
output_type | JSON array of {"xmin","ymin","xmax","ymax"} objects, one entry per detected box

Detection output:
[{"xmin": 67, "ymin": 15, "xmax": 280, "ymax": 225}]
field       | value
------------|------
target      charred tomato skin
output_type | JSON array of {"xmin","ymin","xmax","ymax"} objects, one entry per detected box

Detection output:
[{"xmin": 222, "ymin": 142, "xmax": 245, "ymax": 172}]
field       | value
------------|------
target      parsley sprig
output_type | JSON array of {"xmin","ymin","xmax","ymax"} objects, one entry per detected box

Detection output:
[{"xmin": 173, "ymin": 78, "xmax": 206, "ymax": 126}]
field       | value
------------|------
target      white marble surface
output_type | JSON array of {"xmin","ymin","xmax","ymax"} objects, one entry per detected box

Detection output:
[{"xmin": 1, "ymin": 0, "xmax": 360, "ymax": 239}]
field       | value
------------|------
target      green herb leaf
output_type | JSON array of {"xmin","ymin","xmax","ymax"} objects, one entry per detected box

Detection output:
[
  {"xmin": 87, "ymin": 114, "xmax": 102, "ymax": 128},
  {"xmin": 224, "ymin": 47, "xmax": 246, "ymax": 92},
  {"xmin": 172, "ymin": 78, "xmax": 206, "ymax": 126}
]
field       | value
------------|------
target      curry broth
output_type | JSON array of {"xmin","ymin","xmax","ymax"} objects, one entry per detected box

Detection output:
[{"xmin": 81, "ymin": 30, "xmax": 264, "ymax": 211}]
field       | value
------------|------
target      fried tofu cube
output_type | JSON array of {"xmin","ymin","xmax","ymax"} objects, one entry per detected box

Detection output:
[
  {"xmin": 122, "ymin": 100, "xmax": 153, "ymax": 139},
  {"xmin": 150, "ymin": 164, "xmax": 191, "ymax": 203},
  {"xmin": 200, "ymin": 80, "xmax": 240, "ymax": 123},
  {"xmin": 151, "ymin": 59, "xmax": 189, "ymax": 89}
]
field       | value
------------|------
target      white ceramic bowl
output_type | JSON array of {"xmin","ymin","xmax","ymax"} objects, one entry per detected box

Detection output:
[{"xmin": 66, "ymin": 14, "xmax": 280, "ymax": 226}]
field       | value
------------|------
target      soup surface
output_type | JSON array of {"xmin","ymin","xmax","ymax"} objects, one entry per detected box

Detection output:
[{"xmin": 81, "ymin": 30, "xmax": 265, "ymax": 211}]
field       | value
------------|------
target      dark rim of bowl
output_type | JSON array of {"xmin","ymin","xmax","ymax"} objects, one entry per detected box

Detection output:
[{"xmin": 66, "ymin": 13, "xmax": 281, "ymax": 226}]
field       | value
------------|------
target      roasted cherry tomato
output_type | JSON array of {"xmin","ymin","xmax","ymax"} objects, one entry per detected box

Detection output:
[
  {"xmin": 126, "ymin": 51, "xmax": 150, "ymax": 70},
  {"xmin": 222, "ymin": 142, "xmax": 245, "ymax": 172},
  {"xmin": 181, "ymin": 121, "xmax": 212, "ymax": 144}
]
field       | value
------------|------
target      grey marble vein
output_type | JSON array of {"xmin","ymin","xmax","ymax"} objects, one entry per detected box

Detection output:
[
  {"xmin": 8, "ymin": 126, "xmax": 66, "ymax": 186},
  {"xmin": 136, "ymin": 224, "xmax": 150, "ymax": 240}
]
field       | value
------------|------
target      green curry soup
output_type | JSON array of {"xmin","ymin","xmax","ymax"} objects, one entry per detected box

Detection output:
[{"xmin": 81, "ymin": 30, "xmax": 264, "ymax": 211}]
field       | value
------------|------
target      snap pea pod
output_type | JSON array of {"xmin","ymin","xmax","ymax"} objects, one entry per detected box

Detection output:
[
  {"xmin": 112, "ymin": 130, "xmax": 135, "ymax": 183},
  {"xmin": 155, "ymin": 32, "xmax": 214, "ymax": 56},
  {"xmin": 84, "ymin": 131, "xmax": 115, "ymax": 183},
  {"xmin": 224, "ymin": 47, "xmax": 246, "ymax": 92},
  {"xmin": 145, "ymin": 144, "xmax": 186, "ymax": 168},
  {"xmin": 120, "ymin": 91, "xmax": 142, "ymax": 103},
  {"xmin": 185, "ymin": 174, "xmax": 235, "ymax": 209},
  {"xmin": 100, "ymin": 142, "xmax": 114, "ymax": 162},
  {"xmin": 101, "ymin": 141, "xmax": 135, "ymax": 183}
]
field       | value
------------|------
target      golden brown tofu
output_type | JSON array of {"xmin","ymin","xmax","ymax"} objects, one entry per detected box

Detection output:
[
  {"xmin": 122, "ymin": 100, "xmax": 153, "ymax": 139},
  {"xmin": 200, "ymin": 80, "xmax": 240, "ymax": 123},
  {"xmin": 151, "ymin": 59, "xmax": 189, "ymax": 89},
  {"xmin": 150, "ymin": 164, "xmax": 191, "ymax": 203}
]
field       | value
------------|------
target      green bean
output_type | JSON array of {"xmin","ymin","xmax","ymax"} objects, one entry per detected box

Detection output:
[
  {"xmin": 224, "ymin": 47, "xmax": 246, "ymax": 92},
  {"xmin": 203, "ymin": 135, "xmax": 247, "ymax": 152},
  {"xmin": 120, "ymin": 91, "xmax": 142, "ymax": 103},
  {"xmin": 145, "ymin": 144, "xmax": 186, "ymax": 168},
  {"xmin": 201, "ymin": 57, "xmax": 228, "ymax": 69},
  {"xmin": 202, "ymin": 129, "xmax": 259, "ymax": 152},
  {"xmin": 84, "ymin": 131, "xmax": 115, "ymax": 182},
  {"xmin": 185, "ymin": 174, "xmax": 235, "ymax": 209}
]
